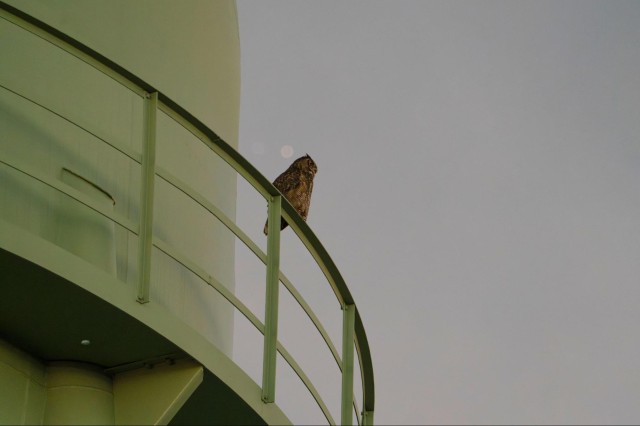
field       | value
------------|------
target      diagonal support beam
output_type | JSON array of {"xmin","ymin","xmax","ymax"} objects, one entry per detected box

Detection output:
[{"xmin": 113, "ymin": 359, "xmax": 203, "ymax": 425}]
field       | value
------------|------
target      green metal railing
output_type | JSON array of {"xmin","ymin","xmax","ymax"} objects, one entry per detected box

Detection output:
[{"xmin": 0, "ymin": 2, "xmax": 374, "ymax": 425}]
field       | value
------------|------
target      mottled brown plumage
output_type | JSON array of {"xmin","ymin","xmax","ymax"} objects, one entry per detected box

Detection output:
[{"xmin": 264, "ymin": 154, "xmax": 318, "ymax": 235}]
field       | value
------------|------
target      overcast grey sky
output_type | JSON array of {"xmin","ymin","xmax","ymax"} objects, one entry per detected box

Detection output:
[{"xmin": 233, "ymin": 1, "xmax": 640, "ymax": 424}]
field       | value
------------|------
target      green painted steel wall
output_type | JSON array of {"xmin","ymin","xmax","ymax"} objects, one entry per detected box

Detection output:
[
  {"xmin": 0, "ymin": 0, "xmax": 240, "ymax": 358},
  {"xmin": 44, "ymin": 363, "xmax": 115, "ymax": 425},
  {"xmin": 0, "ymin": 339, "xmax": 47, "ymax": 424}
]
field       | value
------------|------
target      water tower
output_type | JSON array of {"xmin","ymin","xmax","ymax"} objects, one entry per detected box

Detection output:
[{"xmin": 0, "ymin": 1, "xmax": 374, "ymax": 424}]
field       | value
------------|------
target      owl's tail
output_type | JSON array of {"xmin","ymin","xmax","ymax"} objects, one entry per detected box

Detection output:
[{"xmin": 263, "ymin": 217, "xmax": 289, "ymax": 235}]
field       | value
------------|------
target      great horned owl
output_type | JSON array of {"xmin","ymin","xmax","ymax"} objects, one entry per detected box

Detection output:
[{"xmin": 263, "ymin": 154, "xmax": 318, "ymax": 235}]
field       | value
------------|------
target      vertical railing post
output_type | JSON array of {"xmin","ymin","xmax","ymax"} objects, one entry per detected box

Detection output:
[
  {"xmin": 341, "ymin": 304, "xmax": 356, "ymax": 425},
  {"xmin": 137, "ymin": 91, "xmax": 158, "ymax": 304},
  {"xmin": 362, "ymin": 410, "xmax": 374, "ymax": 426},
  {"xmin": 262, "ymin": 194, "xmax": 281, "ymax": 403}
]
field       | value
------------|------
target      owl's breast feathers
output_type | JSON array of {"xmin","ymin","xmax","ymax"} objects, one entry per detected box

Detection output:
[
  {"xmin": 264, "ymin": 155, "xmax": 317, "ymax": 235},
  {"xmin": 274, "ymin": 169, "xmax": 313, "ymax": 216}
]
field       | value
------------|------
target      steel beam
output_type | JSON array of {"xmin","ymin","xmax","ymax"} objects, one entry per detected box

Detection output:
[
  {"xmin": 262, "ymin": 194, "xmax": 281, "ymax": 403},
  {"xmin": 137, "ymin": 91, "xmax": 158, "ymax": 303},
  {"xmin": 341, "ymin": 304, "xmax": 355, "ymax": 425}
]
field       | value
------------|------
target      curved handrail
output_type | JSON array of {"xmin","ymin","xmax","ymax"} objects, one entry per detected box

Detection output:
[
  {"xmin": 0, "ymin": 1, "xmax": 374, "ymax": 423},
  {"xmin": 155, "ymin": 164, "xmax": 344, "ymax": 372}
]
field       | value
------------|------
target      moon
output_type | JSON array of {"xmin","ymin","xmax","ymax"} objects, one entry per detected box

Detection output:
[{"xmin": 280, "ymin": 145, "xmax": 294, "ymax": 159}]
